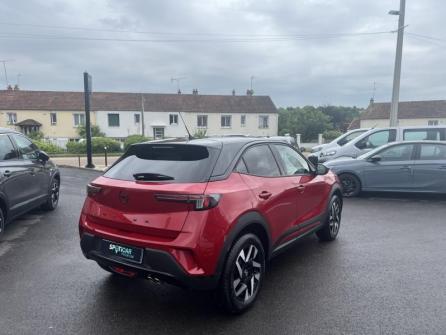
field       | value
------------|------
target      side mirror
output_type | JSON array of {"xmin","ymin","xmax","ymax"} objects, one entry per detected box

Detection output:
[
  {"xmin": 368, "ymin": 155, "xmax": 381, "ymax": 163},
  {"xmin": 308, "ymin": 155, "xmax": 318, "ymax": 166},
  {"xmin": 316, "ymin": 163, "xmax": 329, "ymax": 175},
  {"xmin": 38, "ymin": 150, "xmax": 50, "ymax": 162}
]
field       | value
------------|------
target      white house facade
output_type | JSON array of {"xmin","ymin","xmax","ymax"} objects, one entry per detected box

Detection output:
[
  {"xmin": 0, "ymin": 90, "xmax": 278, "ymax": 142},
  {"xmin": 358, "ymin": 100, "xmax": 446, "ymax": 129}
]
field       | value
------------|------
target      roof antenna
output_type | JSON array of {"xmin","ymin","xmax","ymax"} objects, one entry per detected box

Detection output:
[{"xmin": 178, "ymin": 111, "xmax": 193, "ymax": 140}]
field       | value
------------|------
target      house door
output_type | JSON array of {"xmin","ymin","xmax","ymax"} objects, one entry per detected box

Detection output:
[{"xmin": 153, "ymin": 127, "xmax": 164, "ymax": 139}]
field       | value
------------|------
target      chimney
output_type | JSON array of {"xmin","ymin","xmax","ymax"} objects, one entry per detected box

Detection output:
[{"xmin": 232, "ymin": 89, "xmax": 236, "ymax": 96}]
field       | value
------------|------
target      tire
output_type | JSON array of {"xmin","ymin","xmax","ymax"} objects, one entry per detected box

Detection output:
[
  {"xmin": 42, "ymin": 178, "xmax": 60, "ymax": 211},
  {"xmin": 218, "ymin": 233, "xmax": 266, "ymax": 314},
  {"xmin": 0, "ymin": 208, "xmax": 5, "ymax": 238},
  {"xmin": 339, "ymin": 173, "xmax": 361, "ymax": 197},
  {"xmin": 317, "ymin": 195, "xmax": 342, "ymax": 242}
]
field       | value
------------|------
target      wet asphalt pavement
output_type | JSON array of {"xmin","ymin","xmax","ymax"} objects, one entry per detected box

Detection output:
[{"xmin": 0, "ymin": 167, "xmax": 446, "ymax": 335}]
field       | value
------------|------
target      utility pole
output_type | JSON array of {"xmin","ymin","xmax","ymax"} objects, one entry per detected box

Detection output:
[
  {"xmin": 83, "ymin": 72, "xmax": 95, "ymax": 169},
  {"xmin": 140, "ymin": 94, "xmax": 145, "ymax": 137},
  {"xmin": 389, "ymin": 0, "xmax": 406, "ymax": 127}
]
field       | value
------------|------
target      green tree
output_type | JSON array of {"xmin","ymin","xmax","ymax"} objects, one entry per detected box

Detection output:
[
  {"xmin": 318, "ymin": 105, "xmax": 362, "ymax": 132},
  {"xmin": 278, "ymin": 106, "xmax": 332, "ymax": 142},
  {"xmin": 77, "ymin": 125, "xmax": 105, "ymax": 138}
]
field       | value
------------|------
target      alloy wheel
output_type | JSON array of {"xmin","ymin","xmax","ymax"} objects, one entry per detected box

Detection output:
[
  {"xmin": 232, "ymin": 244, "xmax": 262, "ymax": 303},
  {"xmin": 51, "ymin": 180, "xmax": 60, "ymax": 207},
  {"xmin": 341, "ymin": 175, "xmax": 357, "ymax": 197},
  {"xmin": 328, "ymin": 199, "xmax": 341, "ymax": 236}
]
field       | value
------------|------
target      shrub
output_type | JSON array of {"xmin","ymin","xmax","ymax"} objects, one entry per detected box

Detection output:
[
  {"xmin": 28, "ymin": 131, "xmax": 44, "ymax": 141},
  {"xmin": 323, "ymin": 130, "xmax": 343, "ymax": 142},
  {"xmin": 66, "ymin": 137, "xmax": 122, "ymax": 154},
  {"xmin": 124, "ymin": 135, "xmax": 149, "ymax": 150},
  {"xmin": 33, "ymin": 140, "xmax": 64, "ymax": 154}
]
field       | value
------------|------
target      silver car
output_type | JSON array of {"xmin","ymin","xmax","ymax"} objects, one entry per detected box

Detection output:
[{"xmin": 323, "ymin": 141, "xmax": 446, "ymax": 197}]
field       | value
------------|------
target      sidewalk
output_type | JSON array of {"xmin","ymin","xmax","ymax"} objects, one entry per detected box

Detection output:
[{"xmin": 51, "ymin": 155, "xmax": 120, "ymax": 171}]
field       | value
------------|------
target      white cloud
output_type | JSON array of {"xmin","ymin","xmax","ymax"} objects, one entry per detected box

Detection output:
[{"xmin": 1, "ymin": 0, "xmax": 445, "ymax": 107}]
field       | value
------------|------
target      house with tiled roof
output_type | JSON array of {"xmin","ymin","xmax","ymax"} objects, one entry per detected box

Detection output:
[
  {"xmin": 0, "ymin": 89, "xmax": 278, "ymax": 147},
  {"xmin": 358, "ymin": 100, "xmax": 446, "ymax": 128}
]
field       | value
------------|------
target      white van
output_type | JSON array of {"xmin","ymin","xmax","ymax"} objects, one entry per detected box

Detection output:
[
  {"xmin": 310, "ymin": 128, "xmax": 369, "ymax": 158},
  {"xmin": 317, "ymin": 126, "xmax": 446, "ymax": 162}
]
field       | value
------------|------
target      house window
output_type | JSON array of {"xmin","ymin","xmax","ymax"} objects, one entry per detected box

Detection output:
[
  {"xmin": 7, "ymin": 113, "xmax": 17, "ymax": 125},
  {"xmin": 108, "ymin": 113, "xmax": 120, "ymax": 127},
  {"xmin": 241, "ymin": 115, "xmax": 246, "ymax": 127},
  {"xmin": 134, "ymin": 113, "xmax": 140, "ymax": 124},
  {"xmin": 153, "ymin": 127, "xmax": 164, "ymax": 139},
  {"xmin": 259, "ymin": 115, "xmax": 269, "ymax": 129},
  {"xmin": 169, "ymin": 114, "xmax": 179, "ymax": 125},
  {"xmin": 197, "ymin": 115, "xmax": 208, "ymax": 128},
  {"xmin": 73, "ymin": 113, "xmax": 85, "ymax": 127},
  {"xmin": 428, "ymin": 120, "xmax": 439, "ymax": 126},
  {"xmin": 221, "ymin": 115, "xmax": 232, "ymax": 128},
  {"xmin": 50, "ymin": 113, "xmax": 57, "ymax": 125}
]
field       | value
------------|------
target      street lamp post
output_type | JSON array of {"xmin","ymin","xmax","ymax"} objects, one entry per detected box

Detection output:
[{"xmin": 389, "ymin": 0, "xmax": 406, "ymax": 127}]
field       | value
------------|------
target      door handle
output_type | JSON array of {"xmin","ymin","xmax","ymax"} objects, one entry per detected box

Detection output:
[
  {"xmin": 258, "ymin": 191, "xmax": 272, "ymax": 200},
  {"xmin": 295, "ymin": 184, "xmax": 306, "ymax": 193},
  {"xmin": 3, "ymin": 170, "xmax": 11, "ymax": 178}
]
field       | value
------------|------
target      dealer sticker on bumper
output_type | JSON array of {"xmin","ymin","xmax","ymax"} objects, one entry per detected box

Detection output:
[{"xmin": 101, "ymin": 240, "xmax": 143, "ymax": 264}]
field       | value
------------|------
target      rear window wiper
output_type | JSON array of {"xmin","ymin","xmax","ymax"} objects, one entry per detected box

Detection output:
[{"xmin": 133, "ymin": 173, "xmax": 175, "ymax": 181}]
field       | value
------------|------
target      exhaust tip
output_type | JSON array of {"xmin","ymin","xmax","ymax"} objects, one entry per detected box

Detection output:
[{"xmin": 147, "ymin": 274, "xmax": 162, "ymax": 284}]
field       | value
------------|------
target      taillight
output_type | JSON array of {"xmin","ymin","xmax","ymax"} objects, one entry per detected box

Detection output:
[
  {"xmin": 86, "ymin": 184, "xmax": 102, "ymax": 197},
  {"xmin": 155, "ymin": 194, "xmax": 221, "ymax": 211}
]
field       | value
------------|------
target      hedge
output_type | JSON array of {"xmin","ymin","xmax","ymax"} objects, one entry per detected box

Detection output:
[
  {"xmin": 66, "ymin": 137, "xmax": 122, "ymax": 154},
  {"xmin": 33, "ymin": 140, "xmax": 64, "ymax": 154},
  {"xmin": 124, "ymin": 135, "xmax": 150, "ymax": 150}
]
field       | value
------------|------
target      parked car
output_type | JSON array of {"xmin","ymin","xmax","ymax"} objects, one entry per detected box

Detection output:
[
  {"xmin": 323, "ymin": 141, "xmax": 446, "ymax": 197},
  {"xmin": 309, "ymin": 128, "xmax": 369, "ymax": 155},
  {"xmin": 0, "ymin": 128, "xmax": 60, "ymax": 236},
  {"xmin": 317, "ymin": 126, "xmax": 446, "ymax": 162},
  {"xmin": 79, "ymin": 137, "xmax": 342, "ymax": 313}
]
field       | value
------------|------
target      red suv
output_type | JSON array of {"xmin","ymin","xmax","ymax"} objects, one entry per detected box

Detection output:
[{"xmin": 79, "ymin": 138, "xmax": 342, "ymax": 313}]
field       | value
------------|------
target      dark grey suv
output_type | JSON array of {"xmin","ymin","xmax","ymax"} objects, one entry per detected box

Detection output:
[{"xmin": 0, "ymin": 128, "xmax": 60, "ymax": 236}]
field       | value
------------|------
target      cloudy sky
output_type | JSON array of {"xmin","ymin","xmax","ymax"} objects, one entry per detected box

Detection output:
[{"xmin": 1, "ymin": 0, "xmax": 445, "ymax": 107}]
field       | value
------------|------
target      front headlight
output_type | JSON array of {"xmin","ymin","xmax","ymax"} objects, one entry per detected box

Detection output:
[{"xmin": 321, "ymin": 150, "xmax": 337, "ymax": 157}]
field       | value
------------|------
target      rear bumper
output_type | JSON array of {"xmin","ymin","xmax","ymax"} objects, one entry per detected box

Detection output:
[{"xmin": 80, "ymin": 233, "xmax": 219, "ymax": 290}]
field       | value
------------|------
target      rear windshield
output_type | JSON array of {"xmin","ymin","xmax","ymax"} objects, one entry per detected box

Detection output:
[{"xmin": 104, "ymin": 144, "xmax": 219, "ymax": 183}]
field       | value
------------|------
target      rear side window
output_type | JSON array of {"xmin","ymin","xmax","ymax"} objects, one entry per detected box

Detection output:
[
  {"xmin": 356, "ymin": 130, "xmax": 397, "ymax": 150},
  {"xmin": 0, "ymin": 135, "xmax": 18, "ymax": 160},
  {"xmin": 403, "ymin": 129, "xmax": 444, "ymax": 141},
  {"xmin": 419, "ymin": 144, "xmax": 446, "ymax": 160},
  {"xmin": 104, "ymin": 144, "xmax": 219, "ymax": 183},
  {"xmin": 242, "ymin": 145, "xmax": 280, "ymax": 177}
]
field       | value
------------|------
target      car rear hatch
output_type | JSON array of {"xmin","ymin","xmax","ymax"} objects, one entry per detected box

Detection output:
[{"xmin": 86, "ymin": 143, "xmax": 221, "ymax": 238}]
